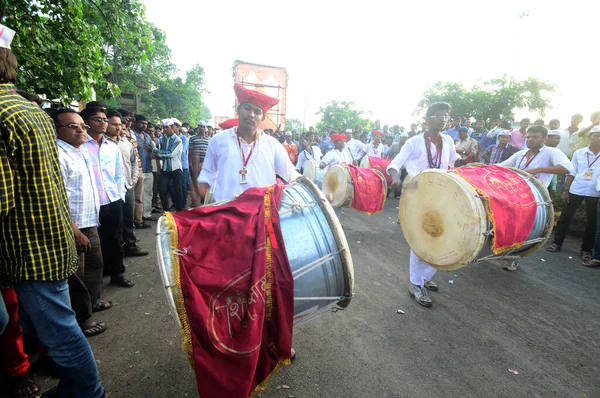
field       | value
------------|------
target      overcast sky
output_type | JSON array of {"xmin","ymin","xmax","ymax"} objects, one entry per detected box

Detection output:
[{"xmin": 143, "ymin": 0, "xmax": 599, "ymax": 128}]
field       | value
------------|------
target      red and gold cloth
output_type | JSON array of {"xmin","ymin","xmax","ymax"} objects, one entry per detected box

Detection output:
[
  {"xmin": 454, "ymin": 165, "xmax": 537, "ymax": 254},
  {"xmin": 347, "ymin": 164, "xmax": 386, "ymax": 215},
  {"xmin": 367, "ymin": 156, "xmax": 393, "ymax": 186},
  {"xmin": 165, "ymin": 184, "xmax": 294, "ymax": 398}
]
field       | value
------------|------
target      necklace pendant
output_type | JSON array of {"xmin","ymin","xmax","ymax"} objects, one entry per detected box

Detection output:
[{"xmin": 239, "ymin": 168, "xmax": 248, "ymax": 185}]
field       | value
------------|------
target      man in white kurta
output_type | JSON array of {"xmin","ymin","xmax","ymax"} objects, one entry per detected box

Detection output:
[
  {"xmin": 360, "ymin": 130, "xmax": 385, "ymax": 158},
  {"xmin": 296, "ymin": 138, "xmax": 322, "ymax": 173},
  {"xmin": 320, "ymin": 133, "xmax": 355, "ymax": 169},
  {"xmin": 387, "ymin": 102, "xmax": 460, "ymax": 307},
  {"xmin": 345, "ymin": 129, "xmax": 366, "ymax": 159},
  {"xmin": 197, "ymin": 83, "xmax": 300, "ymax": 204}
]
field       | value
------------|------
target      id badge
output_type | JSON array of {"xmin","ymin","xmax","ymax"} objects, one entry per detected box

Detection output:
[
  {"xmin": 239, "ymin": 168, "xmax": 248, "ymax": 184},
  {"xmin": 584, "ymin": 170, "xmax": 593, "ymax": 181}
]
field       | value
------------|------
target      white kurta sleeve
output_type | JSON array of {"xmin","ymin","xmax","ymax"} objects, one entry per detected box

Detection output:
[
  {"xmin": 387, "ymin": 139, "xmax": 414, "ymax": 174},
  {"xmin": 550, "ymin": 147, "xmax": 574, "ymax": 174},
  {"xmin": 198, "ymin": 139, "xmax": 218, "ymax": 187},
  {"xmin": 274, "ymin": 141, "xmax": 301, "ymax": 182}
]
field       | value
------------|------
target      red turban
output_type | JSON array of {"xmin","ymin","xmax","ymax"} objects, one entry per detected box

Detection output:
[
  {"xmin": 371, "ymin": 130, "xmax": 384, "ymax": 138},
  {"xmin": 234, "ymin": 83, "xmax": 279, "ymax": 113},
  {"xmin": 218, "ymin": 118, "xmax": 239, "ymax": 129},
  {"xmin": 331, "ymin": 133, "xmax": 347, "ymax": 143}
]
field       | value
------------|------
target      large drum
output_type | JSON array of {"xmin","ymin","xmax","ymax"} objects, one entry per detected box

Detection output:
[
  {"xmin": 322, "ymin": 164, "xmax": 387, "ymax": 208},
  {"xmin": 360, "ymin": 156, "xmax": 393, "ymax": 186},
  {"xmin": 302, "ymin": 159, "xmax": 325, "ymax": 189},
  {"xmin": 399, "ymin": 167, "xmax": 553, "ymax": 270},
  {"xmin": 157, "ymin": 177, "xmax": 354, "ymax": 326}
]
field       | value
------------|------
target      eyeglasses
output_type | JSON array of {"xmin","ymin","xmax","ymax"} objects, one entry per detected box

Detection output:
[
  {"xmin": 88, "ymin": 117, "xmax": 109, "ymax": 123},
  {"xmin": 428, "ymin": 115, "xmax": 450, "ymax": 121},
  {"xmin": 57, "ymin": 124, "xmax": 91, "ymax": 131}
]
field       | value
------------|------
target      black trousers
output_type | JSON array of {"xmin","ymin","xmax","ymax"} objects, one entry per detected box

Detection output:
[
  {"xmin": 68, "ymin": 227, "xmax": 103, "ymax": 323},
  {"xmin": 98, "ymin": 199, "xmax": 125, "ymax": 277},
  {"xmin": 159, "ymin": 169, "xmax": 183, "ymax": 212},
  {"xmin": 123, "ymin": 187, "xmax": 137, "ymax": 250},
  {"xmin": 553, "ymin": 193, "xmax": 599, "ymax": 252},
  {"xmin": 152, "ymin": 171, "xmax": 160, "ymax": 208}
]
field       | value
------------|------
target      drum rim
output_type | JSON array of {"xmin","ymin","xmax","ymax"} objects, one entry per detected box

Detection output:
[
  {"xmin": 359, "ymin": 156, "xmax": 370, "ymax": 168},
  {"xmin": 295, "ymin": 176, "xmax": 355, "ymax": 308},
  {"xmin": 156, "ymin": 216, "xmax": 182, "ymax": 329},
  {"xmin": 507, "ymin": 167, "xmax": 554, "ymax": 257},
  {"xmin": 322, "ymin": 164, "xmax": 354, "ymax": 208},
  {"xmin": 370, "ymin": 168, "xmax": 388, "ymax": 198},
  {"xmin": 399, "ymin": 169, "xmax": 488, "ymax": 269},
  {"xmin": 302, "ymin": 158, "xmax": 318, "ymax": 180}
]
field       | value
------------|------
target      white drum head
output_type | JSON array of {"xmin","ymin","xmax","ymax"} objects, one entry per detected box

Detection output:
[
  {"xmin": 359, "ymin": 156, "xmax": 370, "ymax": 168},
  {"xmin": 322, "ymin": 164, "xmax": 352, "ymax": 208},
  {"xmin": 303, "ymin": 159, "xmax": 318, "ymax": 182},
  {"xmin": 399, "ymin": 170, "xmax": 488, "ymax": 270}
]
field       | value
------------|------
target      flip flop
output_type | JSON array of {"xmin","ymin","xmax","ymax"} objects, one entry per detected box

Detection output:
[
  {"xmin": 8, "ymin": 374, "xmax": 40, "ymax": 398},
  {"xmin": 582, "ymin": 259, "xmax": 600, "ymax": 267},
  {"xmin": 92, "ymin": 300, "xmax": 113, "ymax": 312},
  {"xmin": 81, "ymin": 321, "xmax": 107, "ymax": 338}
]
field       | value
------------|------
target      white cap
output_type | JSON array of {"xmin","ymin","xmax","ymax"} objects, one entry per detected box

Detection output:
[
  {"xmin": 161, "ymin": 118, "xmax": 174, "ymax": 127},
  {"xmin": 0, "ymin": 25, "xmax": 16, "ymax": 50},
  {"xmin": 284, "ymin": 131, "xmax": 292, "ymax": 136},
  {"xmin": 498, "ymin": 129, "xmax": 512, "ymax": 137},
  {"xmin": 172, "ymin": 118, "xmax": 182, "ymax": 126},
  {"xmin": 590, "ymin": 126, "xmax": 600, "ymax": 134},
  {"xmin": 547, "ymin": 130, "xmax": 561, "ymax": 137},
  {"xmin": 180, "ymin": 127, "xmax": 188, "ymax": 133},
  {"xmin": 197, "ymin": 120, "xmax": 207, "ymax": 126},
  {"xmin": 345, "ymin": 128, "xmax": 353, "ymax": 133}
]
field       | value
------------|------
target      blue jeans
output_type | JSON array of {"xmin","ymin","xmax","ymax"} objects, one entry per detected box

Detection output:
[
  {"xmin": 0, "ymin": 291, "xmax": 7, "ymax": 335},
  {"xmin": 15, "ymin": 279, "xmax": 104, "ymax": 397}
]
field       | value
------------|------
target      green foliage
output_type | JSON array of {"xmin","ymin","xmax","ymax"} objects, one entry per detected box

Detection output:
[
  {"xmin": 141, "ymin": 64, "xmax": 210, "ymax": 125},
  {"xmin": 285, "ymin": 118, "xmax": 303, "ymax": 133},
  {"xmin": 315, "ymin": 100, "xmax": 373, "ymax": 131},
  {"xmin": 415, "ymin": 75, "xmax": 556, "ymax": 123}
]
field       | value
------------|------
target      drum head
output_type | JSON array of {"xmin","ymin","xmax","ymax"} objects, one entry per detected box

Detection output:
[
  {"xmin": 399, "ymin": 170, "xmax": 488, "ymax": 270},
  {"xmin": 322, "ymin": 164, "xmax": 352, "ymax": 208},
  {"xmin": 359, "ymin": 156, "xmax": 370, "ymax": 168},
  {"xmin": 303, "ymin": 159, "xmax": 318, "ymax": 181}
]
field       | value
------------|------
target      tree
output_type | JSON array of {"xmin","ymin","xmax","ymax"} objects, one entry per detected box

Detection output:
[
  {"xmin": 315, "ymin": 100, "xmax": 373, "ymax": 131},
  {"xmin": 415, "ymin": 75, "xmax": 556, "ymax": 123},
  {"xmin": 285, "ymin": 118, "xmax": 303, "ymax": 133}
]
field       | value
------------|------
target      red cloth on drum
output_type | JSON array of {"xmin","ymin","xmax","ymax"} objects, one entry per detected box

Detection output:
[
  {"xmin": 347, "ymin": 164, "xmax": 386, "ymax": 215},
  {"xmin": 367, "ymin": 156, "xmax": 393, "ymax": 186},
  {"xmin": 454, "ymin": 165, "xmax": 537, "ymax": 254},
  {"xmin": 167, "ymin": 183, "xmax": 294, "ymax": 398}
]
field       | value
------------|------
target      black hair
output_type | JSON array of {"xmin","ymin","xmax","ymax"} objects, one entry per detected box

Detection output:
[
  {"xmin": 118, "ymin": 108, "xmax": 131, "ymax": 118},
  {"xmin": 50, "ymin": 108, "xmax": 79, "ymax": 125},
  {"xmin": 106, "ymin": 109, "xmax": 123, "ymax": 119},
  {"xmin": 534, "ymin": 118, "xmax": 545, "ymax": 125},
  {"xmin": 527, "ymin": 125, "xmax": 548, "ymax": 137},
  {"xmin": 521, "ymin": 118, "xmax": 531, "ymax": 124},
  {"xmin": 80, "ymin": 106, "xmax": 107, "ymax": 121},
  {"xmin": 425, "ymin": 102, "xmax": 451, "ymax": 118},
  {"xmin": 17, "ymin": 91, "xmax": 43, "ymax": 107},
  {"xmin": 134, "ymin": 114, "xmax": 147, "ymax": 122},
  {"xmin": 86, "ymin": 101, "xmax": 106, "ymax": 110}
]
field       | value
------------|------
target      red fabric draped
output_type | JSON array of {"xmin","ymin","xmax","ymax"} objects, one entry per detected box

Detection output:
[
  {"xmin": 367, "ymin": 156, "xmax": 392, "ymax": 186},
  {"xmin": 168, "ymin": 184, "xmax": 294, "ymax": 398},
  {"xmin": 347, "ymin": 164, "xmax": 386, "ymax": 215},
  {"xmin": 454, "ymin": 165, "xmax": 537, "ymax": 254}
]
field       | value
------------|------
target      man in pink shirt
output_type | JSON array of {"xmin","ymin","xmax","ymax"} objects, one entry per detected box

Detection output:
[{"xmin": 511, "ymin": 118, "xmax": 529, "ymax": 149}]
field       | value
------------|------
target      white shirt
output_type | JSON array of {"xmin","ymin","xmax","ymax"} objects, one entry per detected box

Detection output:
[
  {"xmin": 346, "ymin": 138, "xmax": 366, "ymax": 158},
  {"xmin": 364, "ymin": 143, "xmax": 384, "ymax": 158},
  {"xmin": 387, "ymin": 134, "xmax": 459, "ymax": 179},
  {"xmin": 320, "ymin": 148, "xmax": 353, "ymax": 168},
  {"xmin": 296, "ymin": 146, "xmax": 322, "ymax": 172},
  {"xmin": 500, "ymin": 146, "xmax": 573, "ymax": 188},
  {"xmin": 557, "ymin": 128, "xmax": 578, "ymax": 158},
  {"xmin": 568, "ymin": 147, "xmax": 600, "ymax": 197},
  {"xmin": 198, "ymin": 128, "xmax": 300, "ymax": 202}
]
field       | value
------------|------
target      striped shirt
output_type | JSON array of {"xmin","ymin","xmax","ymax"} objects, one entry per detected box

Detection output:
[
  {"xmin": 57, "ymin": 139, "xmax": 101, "ymax": 229},
  {"xmin": 0, "ymin": 84, "xmax": 77, "ymax": 288},
  {"xmin": 189, "ymin": 135, "xmax": 210, "ymax": 164},
  {"xmin": 84, "ymin": 134, "xmax": 126, "ymax": 205}
]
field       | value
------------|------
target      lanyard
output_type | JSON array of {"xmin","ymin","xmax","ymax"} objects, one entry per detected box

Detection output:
[
  {"xmin": 587, "ymin": 152, "xmax": 600, "ymax": 169},
  {"xmin": 518, "ymin": 150, "xmax": 539, "ymax": 170},
  {"xmin": 237, "ymin": 134, "xmax": 257, "ymax": 168},
  {"xmin": 425, "ymin": 135, "xmax": 442, "ymax": 168}
]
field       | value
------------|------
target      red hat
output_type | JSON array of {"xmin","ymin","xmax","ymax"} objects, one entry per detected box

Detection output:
[
  {"xmin": 218, "ymin": 118, "xmax": 239, "ymax": 129},
  {"xmin": 371, "ymin": 130, "xmax": 384, "ymax": 138},
  {"xmin": 331, "ymin": 133, "xmax": 347, "ymax": 143},
  {"xmin": 234, "ymin": 83, "xmax": 279, "ymax": 113}
]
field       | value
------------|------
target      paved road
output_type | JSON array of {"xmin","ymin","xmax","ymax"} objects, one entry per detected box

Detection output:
[{"xmin": 32, "ymin": 198, "xmax": 600, "ymax": 398}]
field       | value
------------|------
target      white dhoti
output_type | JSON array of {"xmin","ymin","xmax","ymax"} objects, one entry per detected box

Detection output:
[{"xmin": 409, "ymin": 250, "xmax": 437, "ymax": 286}]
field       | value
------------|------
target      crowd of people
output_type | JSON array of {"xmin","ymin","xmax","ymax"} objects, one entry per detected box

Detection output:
[{"xmin": 2, "ymin": 18, "xmax": 600, "ymax": 397}]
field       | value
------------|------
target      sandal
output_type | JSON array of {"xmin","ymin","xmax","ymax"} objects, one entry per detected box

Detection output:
[
  {"xmin": 582, "ymin": 258, "xmax": 600, "ymax": 267},
  {"xmin": 581, "ymin": 251, "xmax": 593, "ymax": 262},
  {"xmin": 8, "ymin": 374, "xmax": 40, "ymax": 398},
  {"xmin": 546, "ymin": 243, "xmax": 561, "ymax": 252},
  {"xmin": 81, "ymin": 321, "xmax": 107, "ymax": 338},
  {"xmin": 92, "ymin": 300, "xmax": 113, "ymax": 312}
]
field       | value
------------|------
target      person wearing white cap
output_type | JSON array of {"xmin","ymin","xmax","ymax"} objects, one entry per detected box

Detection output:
[
  {"xmin": 154, "ymin": 118, "xmax": 184, "ymax": 211},
  {"xmin": 0, "ymin": 23, "xmax": 106, "ymax": 397},
  {"xmin": 345, "ymin": 128, "xmax": 366, "ymax": 159},
  {"xmin": 282, "ymin": 131, "xmax": 298, "ymax": 164},
  {"xmin": 481, "ymin": 130, "xmax": 519, "ymax": 165},
  {"xmin": 548, "ymin": 126, "xmax": 600, "ymax": 265}
]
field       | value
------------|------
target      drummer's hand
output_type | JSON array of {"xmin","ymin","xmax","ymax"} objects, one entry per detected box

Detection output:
[
  {"xmin": 526, "ymin": 168, "xmax": 539, "ymax": 175},
  {"xmin": 562, "ymin": 191, "xmax": 570, "ymax": 203},
  {"xmin": 73, "ymin": 226, "xmax": 91, "ymax": 253},
  {"xmin": 352, "ymin": 160, "xmax": 358, "ymax": 166},
  {"xmin": 391, "ymin": 178, "xmax": 402, "ymax": 190}
]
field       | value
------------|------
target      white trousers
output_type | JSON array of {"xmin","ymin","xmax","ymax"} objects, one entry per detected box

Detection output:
[
  {"xmin": 142, "ymin": 172, "xmax": 154, "ymax": 218},
  {"xmin": 409, "ymin": 250, "xmax": 437, "ymax": 286}
]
